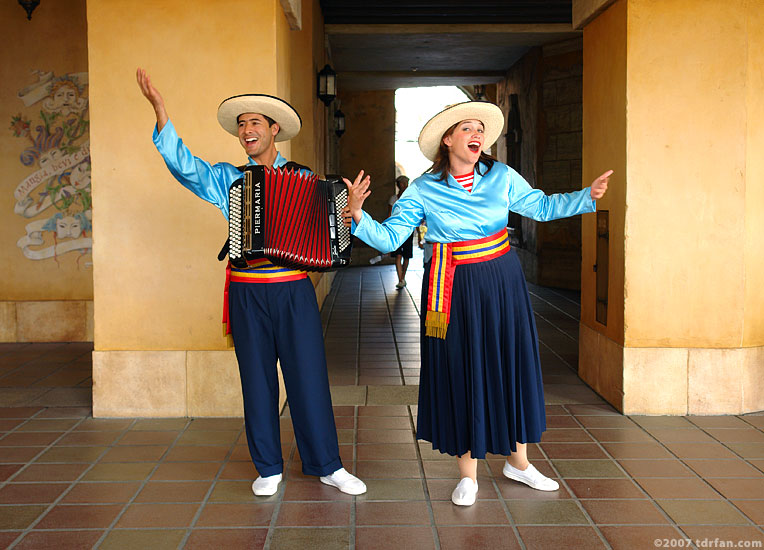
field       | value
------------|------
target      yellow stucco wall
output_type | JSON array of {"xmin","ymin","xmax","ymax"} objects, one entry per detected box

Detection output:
[
  {"xmin": 1, "ymin": 0, "xmax": 93, "ymax": 341},
  {"xmin": 581, "ymin": 0, "xmax": 764, "ymax": 414},
  {"xmin": 744, "ymin": 2, "xmax": 764, "ymax": 347},
  {"xmin": 625, "ymin": 0, "xmax": 750, "ymax": 348}
]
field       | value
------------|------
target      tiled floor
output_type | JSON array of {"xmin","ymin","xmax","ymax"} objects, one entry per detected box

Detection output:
[{"xmin": 1, "ymin": 258, "xmax": 763, "ymax": 549}]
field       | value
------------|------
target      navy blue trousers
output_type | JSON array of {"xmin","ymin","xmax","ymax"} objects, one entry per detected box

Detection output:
[{"xmin": 228, "ymin": 278, "xmax": 342, "ymax": 477}]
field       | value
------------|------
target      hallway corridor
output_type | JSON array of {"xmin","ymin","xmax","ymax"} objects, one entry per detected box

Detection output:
[{"xmin": 0, "ymin": 262, "xmax": 763, "ymax": 549}]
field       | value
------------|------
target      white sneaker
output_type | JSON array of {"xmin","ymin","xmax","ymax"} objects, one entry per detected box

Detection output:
[
  {"xmin": 502, "ymin": 461, "xmax": 559, "ymax": 491},
  {"xmin": 320, "ymin": 467, "xmax": 367, "ymax": 495},
  {"xmin": 395, "ymin": 281, "xmax": 407, "ymax": 289},
  {"xmin": 451, "ymin": 477, "xmax": 478, "ymax": 506},
  {"xmin": 252, "ymin": 473, "xmax": 282, "ymax": 496},
  {"xmin": 369, "ymin": 256, "xmax": 382, "ymax": 265}
]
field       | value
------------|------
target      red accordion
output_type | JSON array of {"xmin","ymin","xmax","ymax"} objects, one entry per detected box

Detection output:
[{"xmin": 228, "ymin": 165, "xmax": 352, "ymax": 271}]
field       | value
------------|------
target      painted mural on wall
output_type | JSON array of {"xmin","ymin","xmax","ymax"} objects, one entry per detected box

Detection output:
[{"xmin": 10, "ymin": 70, "xmax": 91, "ymax": 265}]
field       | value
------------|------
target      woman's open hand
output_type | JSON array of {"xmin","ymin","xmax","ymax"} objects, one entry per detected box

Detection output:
[
  {"xmin": 590, "ymin": 170, "xmax": 612, "ymax": 200},
  {"xmin": 342, "ymin": 170, "xmax": 371, "ymax": 225}
]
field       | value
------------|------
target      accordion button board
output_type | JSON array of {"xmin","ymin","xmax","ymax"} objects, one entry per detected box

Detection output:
[{"xmin": 228, "ymin": 165, "xmax": 353, "ymax": 272}]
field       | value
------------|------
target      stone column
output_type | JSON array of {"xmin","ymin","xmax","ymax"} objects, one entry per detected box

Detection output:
[{"xmin": 578, "ymin": 0, "xmax": 764, "ymax": 414}]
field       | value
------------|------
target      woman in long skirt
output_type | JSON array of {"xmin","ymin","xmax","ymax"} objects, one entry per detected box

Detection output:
[{"xmin": 345, "ymin": 102, "xmax": 611, "ymax": 506}]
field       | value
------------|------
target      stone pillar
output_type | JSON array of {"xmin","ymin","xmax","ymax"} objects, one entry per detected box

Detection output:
[{"xmin": 579, "ymin": 0, "xmax": 764, "ymax": 415}]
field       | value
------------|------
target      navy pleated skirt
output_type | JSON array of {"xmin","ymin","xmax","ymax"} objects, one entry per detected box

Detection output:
[{"xmin": 416, "ymin": 249, "xmax": 546, "ymax": 458}]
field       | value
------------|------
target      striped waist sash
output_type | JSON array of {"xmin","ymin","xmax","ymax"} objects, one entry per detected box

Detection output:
[
  {"xmin": 425, "ymin": 229, "xmax": 511, "ymax": 339},
  {"xmin": 222, "ymin": 259, "xmax": 307, "ymax": 335}
]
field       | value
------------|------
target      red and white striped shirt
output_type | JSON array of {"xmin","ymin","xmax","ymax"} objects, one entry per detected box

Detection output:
[{"xmin": 454, "ymin": 172, "xmax": 474, "ymax": 193}]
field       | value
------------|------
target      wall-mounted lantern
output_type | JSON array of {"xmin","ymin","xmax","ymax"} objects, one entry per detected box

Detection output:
[
  {"xmin": 18, "ymin": 0, "xmax": 40, "ymax": 20},
  {"xmin": 317, "ymin": 64, "xmax": 337, "ymax": 106},
  {"xmin": 334, "ymin": 109, "xmax": 345, "ymax": 138}
]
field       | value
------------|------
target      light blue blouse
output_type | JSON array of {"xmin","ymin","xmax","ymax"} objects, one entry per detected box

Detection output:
[
  {"xmin": 352, "ymin": 162, "xmax": 596, "ymax": 252},
  {"xmin": 152, "ymin": 120, "xmax": 288, "ymax": 221}
]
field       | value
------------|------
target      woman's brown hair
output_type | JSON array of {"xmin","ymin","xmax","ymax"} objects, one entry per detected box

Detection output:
[{"xmin": 426, "ymin": 121, "xmax": 497, "ymax": 182}]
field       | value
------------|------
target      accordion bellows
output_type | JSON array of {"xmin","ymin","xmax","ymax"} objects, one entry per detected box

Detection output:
[{"xmin": 228, "ymin": 165, "xmax": 353, "ymax": 271}]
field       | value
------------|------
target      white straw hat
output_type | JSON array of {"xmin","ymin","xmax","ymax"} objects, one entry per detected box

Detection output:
[
  {"xmin": 417, "ymin": 101, "xmax": 505, "ymax": 161},
  {"xmin": 217, "ymin": 94, "xmax": 301, "ymax": 142}
]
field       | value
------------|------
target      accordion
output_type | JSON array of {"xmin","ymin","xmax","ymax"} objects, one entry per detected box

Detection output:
[{"xmin": 228, "ymin": 165, "xmax": 352, "ymax": 271}]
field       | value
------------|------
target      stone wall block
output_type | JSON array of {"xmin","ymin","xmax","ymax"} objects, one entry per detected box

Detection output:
[
  {"xmin": 743, "ymin": 347, "xmax": 764, "ymax": 413},
  {"xmin": 622, "ymin": 347, "xmax": 689, "ymax": 415},
  {"xmin": 17, "ymin": 301, "xmax": 90, "ymax": 342},
  {"xmin": 556, "ymin": 132, "xmax": 582, "ymax": 161},
  {"xmin": 0, "ymin": 303, "xmax": 16, "ymax": 342},
  {"xmin": 541, "ymin": 160, "xmax": 572, "ymax": 191},
  {"xmin": 187, "ymin": 351, "xmax": 244, "ymax": 417},
  {"xmin": 688, "ymin": 349, "xmax": 744, "ymax": 415}
]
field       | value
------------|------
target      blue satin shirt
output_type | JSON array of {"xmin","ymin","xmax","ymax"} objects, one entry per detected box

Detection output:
[
  {"xmin": 352, "ymin": 162, "xmax": 596, "ymax": 252},
  {"xmin": 152, "ymin": 120, "xmax": 289, "ymax": 220}
]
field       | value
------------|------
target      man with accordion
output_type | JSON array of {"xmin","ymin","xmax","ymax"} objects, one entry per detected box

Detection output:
[{"xmin": 136, "ymin": 68, "xmax": 366, "ymax": 497}]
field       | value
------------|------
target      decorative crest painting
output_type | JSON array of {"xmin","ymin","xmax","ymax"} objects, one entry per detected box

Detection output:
[{"xmin": 10, "ymin": 70, "xmax": 91, "ymax": 266}]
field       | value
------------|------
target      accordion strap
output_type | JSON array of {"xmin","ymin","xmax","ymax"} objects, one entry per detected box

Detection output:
[{"xmin": 218, "ymin": 161, "xmax": 313, "ymax": 261}]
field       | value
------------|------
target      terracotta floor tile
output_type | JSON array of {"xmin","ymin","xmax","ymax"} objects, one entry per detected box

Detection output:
[
  {"xmin": 546, "ymin": 416, "xmax": 581, "ymax": 428},
  {"xmin": 277, "ymin": 501, "xmax": 351, "ymax": 526},
  {"xmin": 684, "ymin": 459, "xmax": 763, "ymax": 478},
  {"xmin": 218, "ymin": 460, "xmax": 258, "ymax": 480},
  {"xmin": 355, "ymin": 526, "xmax": 436, "ymax": 550},
  {"xmin": 357, "ymin": 416, "xmax": 412, "ymax": 430},
  {"xmin": 209, "ymin": 480, "xmax": 277, "ymax": 503},
  {"xmin": 357, "ymin": 429, "xmax": 415, "ymax": 444},
  {"xmin": 357, "ymin": 405, "xmax": 410, "ymax": 416},
  {"xmin": 35, "ymin": 407, "xmax": 91, "ymax": 419},
  {"xmin": 56, "ymin": 430, "xmax": 121, "ymax": 446},
  {"xmin": 130, "ymin": 418, "xmax": 189, "ymax": 431},
  {"xmin": 0, "ymin": 407, "xmax": 42, "ymax": 418},
  {"xmin": 576, "ymin": 416, "xmax": 638, "ymax": 429},
  {"xmin": 688, "ymin": 416, "xmax": 753, "ymax": 429},
  {"xmin": 664, "ymin": 442, "xmax": 739, "ymax": 459},
  {"xmin": 566, "ymin": 404, "xmax": 620, "ymax": 416},
  {"xmin": 62, "ymin": 481, "xmax": 141, "ymax": 503},
  {"xmin": 0, "ymin": 418, "xmax": 24, "ymax": 431},
  {"xmin": 151, "ymin": 461, "xmax": 220, "ymax": 481},
  {"xmin": 282, "ymin": 479, "xmax": 352, "ymax": 501},
  {"xmin": 731, "ymin": 500, "xmax": 764, "ymax": 524},
  {"xmin": 176, "ymin": 429, "xmax": 239, "ymax": 446},
  {"xmin": 705, "ymin": 478, "xmax": 764, "ymax": 499},
  {"xmin": 133, "ymin": 480, "xmax": 211, "ymax": 502},
  {"xmin": 82, "ymin": 462, "xmax": 156, "ymax": 481},
  {"xmin": 116, "ymin": 502, "xmax": 200, "ymax": 527},
  {"xmin": 599, "ymin": 525, "xmax": 686, "ymax": 550},
  {"xmin": 726, "ymin": 442, "xmax": 764, "ymax": 459},
  {"xmin": 196, "ymin": 502, "xmax": 276, "ymax": 527},
  {"xmin": 15, "ymin": 529, "xmax": 104, "ymax": 550},
  {"xmin": 540, "ymin": 429, "xmax": 593, "ymax": 442},
  {"xmin": 551, "ymin": 459, "xmax": 625, "ymax": 478},
  {"xmin": 184, "ymin": 528, "xmax": 267, "ymax": 550},
  {"xmin": 164, "ymin": 444, "xmax": 230, "ymax": 462},
  {"xmin": 359, "ymin": 478, "xmax": 426, "ymax": 500},
  {"xmin": 99, "ymin": 444, "xmax": 168, "ymax": 462},
  {"xmin": 581, "ymin": 499, "xmax": 669, "ymax": 525},
  {"xmin": 601, "ymin": 442, "xmax": 674, "ymax": 459},
  {"xmin": 0, "ymin": 463, "xmax": 23, "ymax": 481},
  {"xmin": 587, "ymin": 428, "xmax": 656, "ymax": 443},
  {"xmin": 499, "ymin": 481, "xmax": 573, "ymax": 501},
  {"xmin": 356, "ymin": 501, "xmax": 430, "ymax": 525},
  {"xmin": 269, "ymin": 527, "xmax": 349, "ymax": 550},
  {"xmin": 540, "ymin": 442, "xmax": 608, "ymax": 459},
  {"xmin": 15, "ymin": 419, "xmax": 76, "ymax": 432},
  {"xmin": 3, "ymin": 447, "xmax": 45, "ymax": 463},
  {"xmin": 0, "ymin": 505, "xmax": 47, "ymax": 530},
  {"xmin": 422, "ymin": 459, "xmax": 490, "ymax": 479},
  {"xmin": 517, "ymin": 526, "xmax": 607, "ymax": 549},
  {"xmin": 656, "ymin": 499, "xmax": 749, "ymax": 525},
  {"xmin": 355, "ymin": 459, "xmax": 422, "ymax": 479},
  {"xmin": 74, "ymin": 418, "xmax": 132, "ymax": 431},
  {"xmin": 0, "ymin": 431, "xmax": 61, "ymax": 446},
  {"xmin": 98, "ymin": 529, "xmax": 186, "ymax": 550},
  {"xmin": 116, "ymin": 430, "xmax": 179, "ymax": 446},
  {"xmin": 566, "ymin": 478, "xmax": 646, "ymax": 499},
  {"xmin": 617, "ymin": 459, "xmax": 697, "ymax": 478},
  {"xmin": 506, "ymin": 499, "xmax": 588, "ymax": 525},
  {"xmin": 356, "ymin": 443, "xmax": 418, "ymax": 460},
  {"xmin": 35, "ymin": 503, "xmax": 122, "ymax": 529},
  {"xmin": 430, "ymin": 500, "xmax": 509, "ymax": 526},
  {"xmin": 636, "ymin": 477, "xmax": 722, "ymax": 499},
  {"xmin": 36, "ymin": 445, "xmax": 107, "ymax": 463},
  {"xmin": 706, "ymin": 429, "xmax": 764, "ymax": 443},
  {"xmin": 437, "ymin": 526, "xmax": 521, "ymax": 550},
  {"xmin": 0, "ymin": 482, "xmax": 69, "ymax": 504}
]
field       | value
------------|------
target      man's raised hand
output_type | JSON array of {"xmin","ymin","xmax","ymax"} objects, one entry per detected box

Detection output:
[
  {"xmin": 590, "ymin": 170, "xmax": 612, "ymax": 200},
  {"xmin": 136, "ymin": 68, "xmax": 168, "ymax": 131},
  {"xmin": 342, "ymin": 170, "xmax": 371, "ymax": 225}
]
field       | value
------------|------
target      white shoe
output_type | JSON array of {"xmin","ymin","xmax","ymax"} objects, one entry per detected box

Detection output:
[
  {"xmin": 395, "ymin": 281, "xmax": 407, "ymax": 289},
  {"xmin": 503, "ymin": 461, "xmax": 559, "ymax": 491},
  {"xmin": 369, "ymin": 256, "xmax": 382, "ymax": 265},
  {"xmin": 451, "ymin": 477, "xmax": 478, "ymax": 506},
  {"xmin": 320, "ymin": 467, "xmax": 367, "ymax": 495},
  {"xmin": 252, "ymin": 473, "xmax": 282, "ymax": 496}
]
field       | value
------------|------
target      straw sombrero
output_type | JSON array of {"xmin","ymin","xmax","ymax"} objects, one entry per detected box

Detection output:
[
  {"xmin": 418, "ymin": 101, "xmax": 504, "ymax": 161},
  {"xmin": 217, "ymin": 94, "xmax": 301, "ymax": 142}
]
